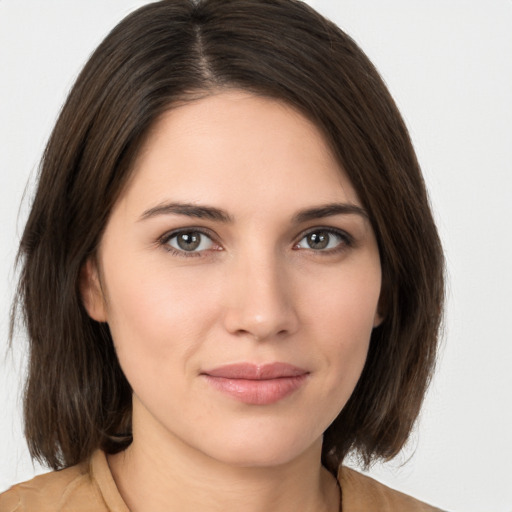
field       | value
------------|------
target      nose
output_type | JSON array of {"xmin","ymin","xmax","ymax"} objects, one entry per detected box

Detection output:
[{"xmin": 222, "ymin": 253, "xmax": 299, "ymax": 342}]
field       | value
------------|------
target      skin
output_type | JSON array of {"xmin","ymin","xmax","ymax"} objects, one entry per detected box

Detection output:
[{"xmin": 82, "ymin": 90, "xmax": 382, "ymax": 512}]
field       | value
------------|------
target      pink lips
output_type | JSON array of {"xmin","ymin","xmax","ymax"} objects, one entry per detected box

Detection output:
[{"xmin": 201, "ymin": 363, "xmax": 309, "ymax": 405}]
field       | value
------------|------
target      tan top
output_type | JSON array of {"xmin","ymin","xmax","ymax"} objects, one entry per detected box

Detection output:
[{"xmin": 0, "ymin": 450, "xmax": 444, "ymax": 512}]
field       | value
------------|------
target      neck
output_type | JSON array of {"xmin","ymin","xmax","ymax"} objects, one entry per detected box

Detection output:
[{"xmin": 108, "ymin": 402, "xmax": 340, "ymax": 512}]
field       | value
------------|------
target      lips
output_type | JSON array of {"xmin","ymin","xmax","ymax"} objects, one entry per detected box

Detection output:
[{"xmin": 201, "ymin": 363, "xmax": 309, "ymax": 405}]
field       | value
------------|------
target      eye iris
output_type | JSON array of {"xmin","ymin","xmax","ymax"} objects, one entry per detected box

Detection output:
[
  {"xmin": 177, "ymin": 232, "xmax": 201, "ymax": 251},
  {"xmin": 307, "ymin": 231, "xmax": 330, "ymax": 249}
]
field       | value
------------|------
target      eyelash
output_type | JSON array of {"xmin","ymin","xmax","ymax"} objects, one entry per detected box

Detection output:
[
  {"xmin": 294, "ymin": 227, "xmax": 353, "ymax": 255},
  {"xmin": 158, "ymin": 228, "xmax": 220, "ymax": 258},
  {"xmin": 157, "ymin": 227, "xmax": 353, "ymax": 258}
]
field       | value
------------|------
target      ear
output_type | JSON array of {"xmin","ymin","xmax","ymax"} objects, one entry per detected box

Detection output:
[
  {"xmin": 79, "ymin": 258, "xmax": 108, "ymax": 322},
  {"xmin": 373, "ymin": 310, "xmax": 384, "ymax": 328},
  {"xmin": 373, "ymin": 284, "xmax": 388, "ymax": 328}
]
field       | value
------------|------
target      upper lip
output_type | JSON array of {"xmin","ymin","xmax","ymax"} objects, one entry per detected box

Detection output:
[{"xmin": 202, "ymin": 362, "xmax": 308, "ymax": 380}]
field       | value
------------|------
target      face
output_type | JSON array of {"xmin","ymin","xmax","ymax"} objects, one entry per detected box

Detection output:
[{"xmin": 82, "ymin": 90, "xmax": 382, "ymax": 468}]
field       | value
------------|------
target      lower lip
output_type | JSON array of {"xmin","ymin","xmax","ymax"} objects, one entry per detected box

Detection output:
[{"xmin": 203, "ymin": 374, "xmax": 308, "ymax": 405}]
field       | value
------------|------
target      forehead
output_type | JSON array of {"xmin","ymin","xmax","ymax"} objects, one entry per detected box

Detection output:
[{"xmin": 120, "ymin": 90, "xmax": 360, "ymax": 216}]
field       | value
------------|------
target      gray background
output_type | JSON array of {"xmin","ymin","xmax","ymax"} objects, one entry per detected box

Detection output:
[{"xmin": 1, "ymin": 1, "xmax": 511, "ymax": 511}]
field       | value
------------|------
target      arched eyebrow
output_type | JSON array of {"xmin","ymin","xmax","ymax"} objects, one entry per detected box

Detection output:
[{"xmin": 292, "ymin": 203, "xmax": 368, "ymax": 223}]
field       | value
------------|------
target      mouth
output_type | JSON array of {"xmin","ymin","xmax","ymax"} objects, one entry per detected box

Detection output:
[{"xmin": 200, "ymin": 363, "xmax": 309, "ymax": 405}]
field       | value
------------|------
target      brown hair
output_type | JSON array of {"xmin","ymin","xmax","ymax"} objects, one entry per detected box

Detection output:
[{"xmin": 13, "ymin": 0, "xmax": 444, "ymax": 475}]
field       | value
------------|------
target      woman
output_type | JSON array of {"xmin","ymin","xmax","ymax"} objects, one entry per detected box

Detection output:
[{"xmin": 0, "ymin": 0, "xmax": 445, "ymax": 510}]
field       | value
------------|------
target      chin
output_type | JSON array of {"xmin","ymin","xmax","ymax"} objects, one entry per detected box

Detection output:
[{"xmin": 198, "ymin": 426, "xmax": 322, "ymax": 469}]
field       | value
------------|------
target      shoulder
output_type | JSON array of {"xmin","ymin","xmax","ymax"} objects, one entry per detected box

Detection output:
[
  {"xmin": 0, "ymin": 458, "xmax": 108, "ymax": 512},
  {"xmin": 338, "ymin": 466, "xmax": 446, "ymax": 512}
]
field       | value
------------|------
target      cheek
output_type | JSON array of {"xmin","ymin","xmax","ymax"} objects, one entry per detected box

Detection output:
[
  {"xmin": 300, "ymin": 261, "xmax": 380, "ymax": 389},
  {"xmin": 302, "ymin": 259, "xmax": 380, "ymax": 340},
  {"xmin": 102, "ymin": 256, "xmax": 224, "ymax": 376}
]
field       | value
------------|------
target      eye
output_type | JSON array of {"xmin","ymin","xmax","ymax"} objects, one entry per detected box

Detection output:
[
  {"xmin": 295, "ymin": 229, "xmax": 350, "ymax": 251},
  {"xmin": 165, "ymin": 230, "xmax": 215, "ymax": 253}
]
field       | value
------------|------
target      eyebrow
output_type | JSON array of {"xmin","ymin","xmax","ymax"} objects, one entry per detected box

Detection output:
[
  {"xmin": 139, "ymin": 201, "xmax": 368, "ymax": 224},
  {"xmin": 292, "ymin": 203, "xmax": 368, "ymax": 223},
  {"xmin": 139, "ymin": 202, "xmax": 234, "ymax": 223}
]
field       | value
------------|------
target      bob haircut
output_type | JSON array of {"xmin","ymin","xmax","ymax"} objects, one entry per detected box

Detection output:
[{"xmin": 13, "ymin": 0, "xmax": 444, "ymax": 476}]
